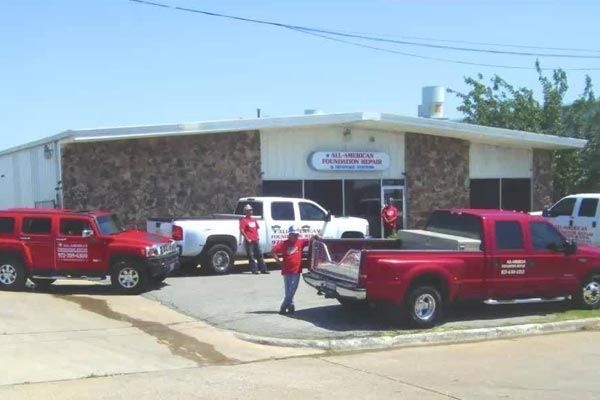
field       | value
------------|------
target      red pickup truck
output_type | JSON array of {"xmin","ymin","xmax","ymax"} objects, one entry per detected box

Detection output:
[
  {"xmin": 304, "ymin": 209, "xmax": 600, "ymax": 328},
  {"xmin": 0, "ymin": 208, "xmax": 179, "ymax": 294}
]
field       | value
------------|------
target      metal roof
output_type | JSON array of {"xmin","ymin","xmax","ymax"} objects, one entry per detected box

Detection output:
[{"xmin": 0, "ymin": 112, "xmax": 587, "ymax": 156}]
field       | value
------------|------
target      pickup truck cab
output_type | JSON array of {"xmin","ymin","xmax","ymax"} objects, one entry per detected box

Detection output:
[
  {"xmin": 304, "ymin": 209, "xmax": 600, "ymax": 328},
  {"xmin": 0, "ymin": 208, "xmax": 178, "ymax": 294},
  {"xmin": 147, "ymin": 197, "xmax": 369, "ymax": 274},
  {"xmin": 533, "ymin": 193, "xmax": 600, "ymax": 247}
]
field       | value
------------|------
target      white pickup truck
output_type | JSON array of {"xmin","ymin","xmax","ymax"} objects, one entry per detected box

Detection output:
[
  {"xmin": 532, "ymin": 193, "xmax": 600, "ymax": 247},
  {"xmin": 146, "ymin": 197, "xmax": 369, "ymax": 274}
]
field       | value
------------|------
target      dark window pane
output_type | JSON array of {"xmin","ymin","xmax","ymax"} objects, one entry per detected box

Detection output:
[
  {"xmin": 22, "ymin": 217, "xmax": 51, "ymax": 235},
  {"xmin": 60, "ymin": 219, "xmax": 92, "ymax": 236},
  {"xmin": 344, "ymin": 180, "xmax": 381, "ymax": 238},
  {"xmin": 548, "ymin": 198, "xmax": 576, "ymax": 217},
  {"xmin": 470, "ymin": 179, "xmax": 500, "ymax": 209},
  {"xmin": 0, "ymin": 217, "xmax": 15, "ymax": 234},
  {"xmin": 304, "ymin": 180, "xmax": 343, "ymax": 215},
  {"xmin": 299, "ymin": 202, "xmax": 326, "ymax": 221},
  {"xmin": 271, "ymin": 202, "xmax": 295, "ymax": 221},
  {"xmin": 502, "ymin": 179, "xmax": 531, "ymax": 212},
  {"xmin": 382, "ymin": 179, "xmax": 405, "ymax": 186},
  {"xmin": 578, "ymin": 198, "xmax": 599, "ymax": 217},
  {"xmin": 530, "ymin": 222, "xmax": 564, "ymax": 251},
  {"xmin": 235, "ymin": 201, "xmax": 264, "ymax": 216},
  {"xmin": 262, "ymin": 180, "xmax": 302, "ymax": 198},
  {"xmin": 495, "ymin": 221, "xmax": 524, "ymax": 250},
  {"xmin": 425, "ymin": 211, "xmax": 483, "ymax": 240}
]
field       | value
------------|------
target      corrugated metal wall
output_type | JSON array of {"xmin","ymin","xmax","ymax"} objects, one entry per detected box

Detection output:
[
  {"xmin": 469, "ymin": 143, "xmax": 533, "ymax": 178},
  {"xmin": 260, "ymin": 126, "xmax": 405, "ymax": 180},
  {"xmin": 0, "ymin": 142, "xmax": 60, "ymax": 209}
]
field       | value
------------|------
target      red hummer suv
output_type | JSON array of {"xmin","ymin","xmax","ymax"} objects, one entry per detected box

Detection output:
[{"xmin": 0, "ymin": 208, "xmax": 179, "ymax": 294}]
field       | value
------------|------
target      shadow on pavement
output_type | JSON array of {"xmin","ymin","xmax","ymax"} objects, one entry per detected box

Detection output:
[{"xmin": 246, "ymin": 301, "xmax": 574, "ymax": 333}]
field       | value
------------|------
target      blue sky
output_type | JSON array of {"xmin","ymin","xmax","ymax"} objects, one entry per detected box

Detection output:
[{"xmin": 1, "ymin": 0, "xmax": 599, "ymax": 150}]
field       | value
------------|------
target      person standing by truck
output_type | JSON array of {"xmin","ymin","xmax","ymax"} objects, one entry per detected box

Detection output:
[
  {"xmin": 272, "ymin": 226, "xmax": 319, "ymax": 315},
  {"xmin": 381, "ymin": 198, "xmax": 400, "ymax": 238},
  {"xmin": 239, "ymin": 204, "xmax": 268, "ymax": 274}
]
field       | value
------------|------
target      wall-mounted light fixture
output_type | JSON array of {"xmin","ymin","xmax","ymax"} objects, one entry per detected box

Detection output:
[{"xmin": 43, "ymin": 144, "xmax": 54, "ymax": 159}]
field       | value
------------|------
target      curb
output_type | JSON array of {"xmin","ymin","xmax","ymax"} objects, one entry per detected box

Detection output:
[{"xmin": 235, "ymin": 318, "xmax": 600, "ymax": 351}]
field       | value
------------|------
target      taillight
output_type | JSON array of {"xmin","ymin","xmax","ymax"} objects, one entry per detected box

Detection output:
[{"xmin": 172, "ymin": 225, "xmax": 183, "ymax": 241}]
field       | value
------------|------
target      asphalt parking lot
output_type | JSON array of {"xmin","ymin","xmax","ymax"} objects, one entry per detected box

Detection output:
[{"xmin": 144, "ymin": 263, "xmax": 582, "ymax": 341}]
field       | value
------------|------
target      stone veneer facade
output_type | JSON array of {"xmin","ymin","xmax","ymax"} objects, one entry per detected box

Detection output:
[
  {"xmin": 405, "ymin": 133, "xmax": 470, "ymax": 229},
  {"xmin": 61, "ymin": 131, "xmax": 261, "ymax": 228},
  {"xmin": 532, "ymin": 149, "xmax": 554, "ymax": 210}
]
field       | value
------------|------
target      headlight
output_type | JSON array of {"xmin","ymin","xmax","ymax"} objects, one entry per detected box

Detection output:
[{"xmin": 145, "ymin": 245, "xmax": 160, "ymax": 257}]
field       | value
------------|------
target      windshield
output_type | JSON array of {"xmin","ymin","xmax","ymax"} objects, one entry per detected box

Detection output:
[{"xmin": 95, "ymin": 214, "xmax": 126, "ymax": 235}]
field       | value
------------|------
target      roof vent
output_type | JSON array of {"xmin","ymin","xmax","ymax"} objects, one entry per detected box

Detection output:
[
  {"xmin": 304, "ymin": 109, "xmax": 323, "ymax": 115},
  {"xmin": 418, "ymin": 86, "xmax": 445, "ymax": 119}
]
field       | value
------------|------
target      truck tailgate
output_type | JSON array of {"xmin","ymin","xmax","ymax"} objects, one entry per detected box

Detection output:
[{"xmin": 147, "ymin": 218, "xmax": 174, "ymax": 238}]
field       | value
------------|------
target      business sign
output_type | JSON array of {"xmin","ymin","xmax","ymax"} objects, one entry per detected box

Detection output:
[{"xmin": 308, "ymin": 151, "xmax": 390, "ymax": 171}]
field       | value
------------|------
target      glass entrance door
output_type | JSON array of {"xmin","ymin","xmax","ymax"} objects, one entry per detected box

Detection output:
[{"xmin": 381, "ymin": 186, "xmax": 405, "ymax": 237}]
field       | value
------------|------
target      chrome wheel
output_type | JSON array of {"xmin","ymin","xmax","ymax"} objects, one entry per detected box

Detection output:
[
  {"xmin": 414, "ymin": 293, "xmax": 437, "ymax": 321},
  {"xmin": 118, "ymin": 267, "xmax": 140, "ymax": 289},
  {"xmin": 0, "ymin": 264, "xmax": 17, "ymax": 286},
  {"xmin": 582, "ymin": 281, "xmax": 600, "ymax": 306},
  {"xmin": 212, "ymin": 250, "xmax": 231, "ymax": 272}
]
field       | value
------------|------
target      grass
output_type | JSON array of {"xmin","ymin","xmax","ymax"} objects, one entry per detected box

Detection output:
[{"xmin": 533, "ymin": 308, "xmax": 600, "ymax": 323}]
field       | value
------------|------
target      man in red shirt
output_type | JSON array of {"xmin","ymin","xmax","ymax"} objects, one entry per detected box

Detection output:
[
  {"xmin": 381, "ymin": 198, "xmax": 400, "ymax": 238},
  {"xmin": 272, "ymin": 226, "xmax": 319, "ymax": 314},
  {"xmin": 239, "ymin": 204, "xmax": 268, "ymax": 274}
]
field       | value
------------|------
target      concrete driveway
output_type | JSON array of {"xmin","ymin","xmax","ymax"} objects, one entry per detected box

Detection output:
[{"xmin": 144, "ymin": 263, "xmax": 583, "ymax": 341}]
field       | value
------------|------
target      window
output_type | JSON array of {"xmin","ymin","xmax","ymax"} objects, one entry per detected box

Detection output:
[
  {"xmin": 299, "ymin": 202, "xmax": 326, "ymax": 221},
  {"xmin": 60, "ymin": 219, "xmax": 92, "ymax": 236},
  {"xmin": 22, "ymin": 217, "xmax": 51, "ymax": 235},
  {"xmin": 548, "ymin": 197, "xmax": 576, "ymax": 217},
  {"xmin": 0, "ymin": 217, "xmax": 15, "ymax": 234},
  {"xmin": 501, "ymin": 179, "xmax": 531, "ymax": 212},
  {"xmin": 578, "ymin": 198, "xmax": 599, "ymax": 218},
  {"xmin": 235, "ymin": 201, "xmax": 264, "ymax": 217},
  {"xmin": 95, "ymin": 214, "xmax": 125, "ymax": 235},
  {"xmin": 495, "ymin": 221, "xmax": 524, "ymax": 250},
  {"xmin": 271, "ymin": 202, "xmax": 295, "ymax": 221},
  {"xmin": 344, "ymin": 179, "xmax": 382, "ymax": 238},
  {"xmin": 262, "ymin": 180, "xmax": 303, "ymax": 198},
  {"xmin": 304, "ymin": 180, "xmax": 343, "ymax": 215},
  {"xmin": 530, "ymin": 222, "xmax": 564, "ymax": 251},
  {"xmin": 426, "ymin": 211, "xmax": 483, "ymax": 240},
  {"xmin": 470, "ymin": 178, "xmax": 531, "ymax": 211},
  {"xmin": 470, "ymin": 179, "xmax": 500, "ymax": 209}
]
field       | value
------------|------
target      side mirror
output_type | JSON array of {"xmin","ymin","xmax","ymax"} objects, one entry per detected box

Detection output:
[
  {"xmin": 564, "ymin": 240, "xmax": 577, "ymax": 255},
  {"xmin": 542, "ymin": 207, "xmax": 550, "ymax": 217},
  {"xmin": 82, "ymin": 229, "xmax": 94, "ymax": 238},
  {"xmin": 324, "ymin": 212, "xmax": 332, "ymax": 222}
]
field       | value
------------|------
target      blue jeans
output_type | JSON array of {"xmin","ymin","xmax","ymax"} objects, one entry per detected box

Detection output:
[
  {"xmin": 244, "ymin": 241, "xmax": 266, "ymax": 272},
  {"xmin": 282, "ymin": 274, "xmax": 301, "ymax": 309}
]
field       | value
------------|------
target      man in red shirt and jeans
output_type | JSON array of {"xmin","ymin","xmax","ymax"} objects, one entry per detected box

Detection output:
[
  {"xmin": 272, "ymin": 226, "xmax": 319, "ymax": 315},
  {"xmin": 381, "ymin": 198, "xmax": 400, "ymax": 238},
  {"xmin": 239, "ymin": 204, "xmax": 268, "ymax": 274}
]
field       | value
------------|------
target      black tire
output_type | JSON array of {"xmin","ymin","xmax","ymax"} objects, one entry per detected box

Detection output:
[
  {"xmin": 576, "ymin": 274, "xmax": 600, "ymax": 310},
  {"xmin": 202, "ymin": 244, "xmax": 234, "ymax": 275},
  {"xmin": 404, "ymin": 285, "xmax": 444, "ymax": 329},
  {"xmin": 111, "ymin": 259, "xmax": 148, "ymax": 295},
  {"xmin": 0, "ymin": 257, "xmax": 27, "ymax": 291},
  {"xmin": 30, "ymin": 278, "xmax": 56, "ymax": 290}
]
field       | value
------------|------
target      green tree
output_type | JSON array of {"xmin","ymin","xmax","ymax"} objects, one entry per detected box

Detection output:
[{"xmin": 450, "ymin": 62, "xmax": 600, "ymax": 198}]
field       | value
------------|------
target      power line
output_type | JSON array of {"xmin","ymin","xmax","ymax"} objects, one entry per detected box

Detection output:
[{"xmin": 128, "ymin": 0, "xmax": 600, "ymax": 71}]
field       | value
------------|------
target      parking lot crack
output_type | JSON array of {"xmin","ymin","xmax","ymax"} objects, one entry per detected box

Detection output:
[
  {"xmin": 319, "ymin": 358, "xmax": 464, "ymax": 400},
  {"xmin": 54, "ymin": 295, "xmax": 237, "ymax": 366}
]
